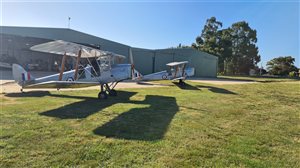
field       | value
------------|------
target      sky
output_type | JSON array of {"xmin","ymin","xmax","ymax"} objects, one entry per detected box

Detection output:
[{"xmin": 1, "ymin": 0, "xmax": 299, "ymax": 67}]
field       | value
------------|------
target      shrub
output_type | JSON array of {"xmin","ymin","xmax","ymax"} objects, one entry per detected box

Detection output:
[
  {"xmin": 288, "ymin": 71, "xmax": 296, "ymax": 78},
  {"xmin": 217, "ymin": 72, "xmax": 225, "ymax": 76}
]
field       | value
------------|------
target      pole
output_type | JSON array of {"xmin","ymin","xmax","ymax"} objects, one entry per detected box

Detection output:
[{"xmin": 68, "ymin": 17, "xmax": 71, "ymax": 29}]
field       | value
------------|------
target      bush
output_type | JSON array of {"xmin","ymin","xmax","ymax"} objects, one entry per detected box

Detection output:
[
  {"xmin": 288, "ymin": 71, "xmax": 297, "ymax": 78},
  {"xmin": 217, "ymin": 72, "xmax": 225, "ymax": 76}
]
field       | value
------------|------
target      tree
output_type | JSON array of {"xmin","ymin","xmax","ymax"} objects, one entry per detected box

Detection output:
[
  {"xmin": 217, "ymin": 28, "xmax": 232, "ymax": 73},
  {"xmin": 193, "ymin": 17, "xmax": 261, "ymax": 74},
  {"xmin": 229, "ymin": 21, "xmax": 260, "ymax": 74},
  {"xmin": 267, "ymin": 56, "xmax": 298, "ymax": 76},
  {"xmin": 193, "ymin": 17, "xmax": 226, "ymax": 72},
  {"xmin": 194, "ymin": 17, "xmax": 223, "ymax": 56}
]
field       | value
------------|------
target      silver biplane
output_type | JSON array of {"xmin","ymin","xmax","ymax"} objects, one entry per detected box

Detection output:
[
  {"xmin": 138, "ymin": 61, "xmax": 194, "ymax": 85},
  {"xmin": 12, "ymin": 40, "xmax": 194, "ymax": 100}
]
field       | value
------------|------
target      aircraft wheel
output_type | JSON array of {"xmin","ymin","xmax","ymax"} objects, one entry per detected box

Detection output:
[
  {"xmin": 179, "ymin": 79, "xmax": 185, "ymax": 86},
  {"xmin": 66, "ymin": 77, "xmax": 74, "ymax": 81},
  {"xmin": 98, "ymin": 91, "xmax": 108, "ymax": 99},
  {"xmin": 109, "ymin": 89, "xmax": 117, "ymax": 96}
]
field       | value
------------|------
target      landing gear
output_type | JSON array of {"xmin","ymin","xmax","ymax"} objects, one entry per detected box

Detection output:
[
  {"xmin": 98, "ymin": 84, "xmax": 108, "ymax": 99},
  {"xmin": 98, "ymin": 91, "xmax": 108, "ymax": 99},
  {"xmin": 97, "ymin": 83, "xmax": 118, "ymax": 100},
  {"xmin": 179, "ymin": 79, "xmax": 185, "ymax": 86},
  {"xmin": 109, "ymin": 89, "xmax": 117, "ymax": 96}
]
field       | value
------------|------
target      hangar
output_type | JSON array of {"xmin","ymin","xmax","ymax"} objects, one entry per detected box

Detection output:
[{"xmin": 0, "ymin": 26, "xmax": 218, "ymax": 77}]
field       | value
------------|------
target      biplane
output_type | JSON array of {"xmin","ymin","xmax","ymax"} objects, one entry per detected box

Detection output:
[
  {"xmin": 12, "ymin": 40, "xmax": 194, "ymax": 100},
  {"xmin": 138, "ymin": 61, "xmax": 194, "ymax": 85}
]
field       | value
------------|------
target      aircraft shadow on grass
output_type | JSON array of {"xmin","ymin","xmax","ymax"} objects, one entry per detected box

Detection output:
[
  {"xmin": 195, "ymin": 85, "xmax": 237, "ymax": 95},
  {"xmin": 173, "ymin": 82, "xmax": 237, "ymax": 95},
  {"xmin": 173, "ymin": 82, "xmax": 200, "ymax": 90},
  {"xmin": 6, "ymin": 91, "xmax": 137, "ymax": 119},
  {"xmin": 5, "ymin": 90, "xmax": 179, "ymax": 141},
  {"xmin": 93, "ymin": 95, "xmax": 178, "ymax": 141}
]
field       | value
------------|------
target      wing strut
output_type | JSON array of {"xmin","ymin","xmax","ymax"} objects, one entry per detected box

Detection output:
[
  {"xmin": 174, "ymin": 66, "xmax": 179, "ymax": 78},
  {"xmin": 74, "ymin": 49, "xmax": 82, "ymax": 80},
  {"xmin": 129, "ymin": 48, "xmax": 135, "ymax": 80},
  {"xmin": 182, "ymin": 64, "xmax": 186, "ymax": 77},
  {"xmin": 58, "ymin": 52, "xmax": 67, "ymax": 81}
]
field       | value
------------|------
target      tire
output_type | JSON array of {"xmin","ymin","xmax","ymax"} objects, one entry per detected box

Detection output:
[
  {"xmin": 66, "ymin": 77, "xmax": 74, "ymax": 81},
  {"xmin": 109, "ymin": 89, "xmax": 117, "ymax": 96},
  {"xmin": 179, "ymin": 79, "xmax": 185, "ymax": 86},
  {"xmin": 98, "ymin": 91, "xmax": 108, "ymax": 99}
]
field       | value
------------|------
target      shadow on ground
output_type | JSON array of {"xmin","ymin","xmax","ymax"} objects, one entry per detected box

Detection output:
[
  {"xmin": 6, "ymin": 91, "xmax": 138, "ymax": 119},
  {"xmin": 5, "ymin": 90, "xmax": 179, "ymax": 141},
  {"xmin": 93, "ymin": 95, "xmax": 178, "ymax": 141},
  {"xmin": 195, "ymin": 85, "xmax": 237, "ymax": 94},
  {"xmin": 5, "ymin": 91, "xmax": 52, "ymax": 98},
  {"xmin": 173, "ymin": 82, "xmax": 200, "ymax": 90},
  {"xmin": 136, "ymin": 81, "xmax": 156, "ymax": 85},
  {"xmin": 172, "ymin": 82, "xmax": 237, "ymax": 94}
]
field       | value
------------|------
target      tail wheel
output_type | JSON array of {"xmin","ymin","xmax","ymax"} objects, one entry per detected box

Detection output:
[
  {"xmin": 109, "ymin": 89, "xmax": 117, "ymax": 96},
  {"xmin": 98, "ymin": 91, "xmax": 108, "ymax": 99}
]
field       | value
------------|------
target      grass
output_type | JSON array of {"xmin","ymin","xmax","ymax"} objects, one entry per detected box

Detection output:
[{"xmin": 1, "ymin": 81, "xmax": 300, "ymax": 167}]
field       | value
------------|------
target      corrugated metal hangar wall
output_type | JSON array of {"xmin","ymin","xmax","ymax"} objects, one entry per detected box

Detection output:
[
  {"xmin": 132, "ymin": 48, "xmax": 217, "ymax": 77},
  {"xmin": 0, "ymin": 26, "xmax": 218, "ymax": 77}
]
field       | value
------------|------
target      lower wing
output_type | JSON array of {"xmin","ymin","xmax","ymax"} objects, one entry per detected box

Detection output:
[
  {"xmin": 172, "ymin": 77, "xmax": 185, "ymax": 81},
  {"xmin": 24, "ymin": 81, "xmax": 99, "ymax": 89}
]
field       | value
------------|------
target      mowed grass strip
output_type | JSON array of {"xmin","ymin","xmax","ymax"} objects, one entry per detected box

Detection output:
[{"xmin": 1, "ymin": 81, "xmax": 299, "ymax": 167}]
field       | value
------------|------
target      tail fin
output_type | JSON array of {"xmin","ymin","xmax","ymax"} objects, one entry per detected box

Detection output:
[{"xmin": 12, "ymin": 64, "xmax": 34, "ymax": 85}]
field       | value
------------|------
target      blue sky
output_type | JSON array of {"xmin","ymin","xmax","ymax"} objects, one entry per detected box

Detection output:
[{"xmin": 1, "ymin": 0, "xmax": 299, "ymax": 67}]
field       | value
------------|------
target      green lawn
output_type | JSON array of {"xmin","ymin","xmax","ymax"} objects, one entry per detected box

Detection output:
[{"xmin": 1, "ymin": 81, "xmax": 299, "ymax": 167}]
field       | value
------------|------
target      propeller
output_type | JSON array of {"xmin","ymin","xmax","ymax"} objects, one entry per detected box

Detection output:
[{"xmin": 129, "ymin": 47, "xmax": 142, "ymax": 80}]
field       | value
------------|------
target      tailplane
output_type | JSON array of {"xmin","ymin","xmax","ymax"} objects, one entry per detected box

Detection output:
[{"xmin": 12, "ymin": 64, "xmax": 35, "ymax": 85}]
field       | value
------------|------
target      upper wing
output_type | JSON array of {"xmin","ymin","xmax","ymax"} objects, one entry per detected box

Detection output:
[
  {"xmin": 24, "ymin": 81, "xmax": 99, "ymax": 89},
  {"xmin": 30, "ymin": 40, "xmax": 126, "ymax": 59}
]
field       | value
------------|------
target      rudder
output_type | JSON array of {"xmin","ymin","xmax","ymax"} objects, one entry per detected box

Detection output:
[{"xmin": 12, "ymin": 64, "xmax": 34, "ymax": 85}]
